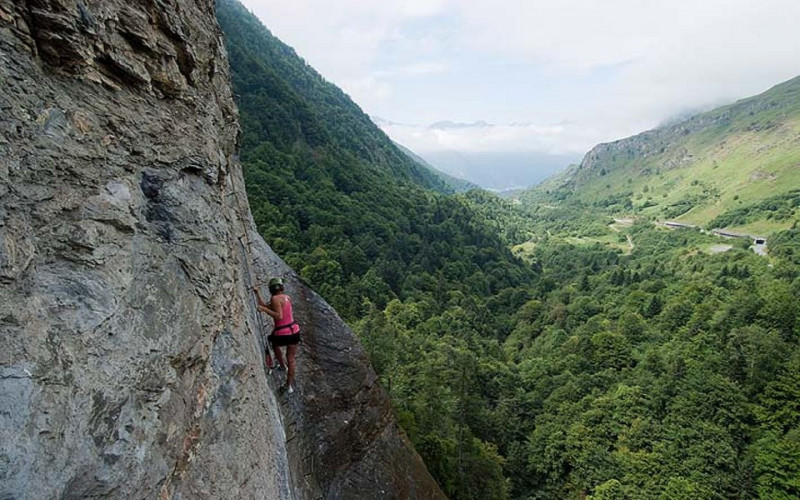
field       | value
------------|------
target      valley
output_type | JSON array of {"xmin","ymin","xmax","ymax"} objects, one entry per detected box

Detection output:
[
  {"xmin": 221, "ymin": 2, "xmax": 800, "ymax": 498},
  {"xmin": 3, "ymin": 1, "xmax": 798, "ymax": 499}
]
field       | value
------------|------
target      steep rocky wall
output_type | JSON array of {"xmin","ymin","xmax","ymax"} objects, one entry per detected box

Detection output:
[
  {"xmin": 0, "ymin": 1, "xmax": 443, "ymax": 498},
  {"xmin": 0, "ymin": 0, "xmax": 295, "ymax": 498}
]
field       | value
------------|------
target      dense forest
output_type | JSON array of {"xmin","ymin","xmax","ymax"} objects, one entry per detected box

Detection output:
[{"xmin": 217, "ymin": 1, "xmax": 800, "ymax": 498}]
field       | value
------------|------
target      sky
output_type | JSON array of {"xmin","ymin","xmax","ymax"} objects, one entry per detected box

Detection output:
[{"xmin": 238, "ymin": 0, "xmax": 800, "ymax": 161}]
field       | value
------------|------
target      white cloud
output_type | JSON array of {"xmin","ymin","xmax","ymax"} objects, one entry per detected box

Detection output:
[
  {"xmin": 453, "ymin": 0, "xmax": 800, "ymax": 128},
  {"xmin": 239, "ymin": 0, "xmax": 800, "ymax": 155},
  {"xmin": 373, "ymin": 61, "xmax": 450, "ymax": 78},
  {"xmin": 455, "ymin": 0, "xmax": 660, "ymax": 72},
  {"xmin": 239, "ymin": 0, "xmax": 452, "ymax": 111},
  {"xmin": 347, "ymin": 76, "xmax": 394, "ymax": 101},
  {"xmin": 455, "ymin": 0, "xmax": 800, "ymax": 74}
]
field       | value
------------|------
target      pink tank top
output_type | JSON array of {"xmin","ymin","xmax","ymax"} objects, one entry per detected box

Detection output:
[{"xmin": 273, "ymin": 296, "xmax": 300, "ymax": 336}]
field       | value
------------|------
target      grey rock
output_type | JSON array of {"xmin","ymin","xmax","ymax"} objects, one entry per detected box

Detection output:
[
  {"xmin": 1, "ymin": 0, "xmax": 289, "ymax": 498},
  {"xmin": 0, "ymin": 0, "xmax": 443, "ymax": 499}
]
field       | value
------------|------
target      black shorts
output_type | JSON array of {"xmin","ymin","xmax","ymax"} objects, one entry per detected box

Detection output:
[{"xmin": 268, "ymin": 333, "xmax": 300, "ymax": 347}]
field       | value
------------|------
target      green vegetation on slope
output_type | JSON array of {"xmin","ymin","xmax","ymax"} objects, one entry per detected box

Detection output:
[
  {"xmin": 358, "ymin": 207, "xmax": 800, "ymax": 499},
  {"xmin": 218, "ymin": 4, "xmax": 533, "ymax": 497},
  {"xmin": 217, "ymin": 0, "xmax": 448, "ymax": 193},
  {"xmin": 534, "ymin": 76, "xmax": 800, "ymax": 234},
  {"xmin": 219, "ymin": 2, "xmax": 800, "ymax": 497},
  {"xmin": 709, "ymin": 189, "xmax": 800, "ymax": 231},
  {"xmin": 217, "ymin": 0, "xmax": 532, "ymax": 312}
]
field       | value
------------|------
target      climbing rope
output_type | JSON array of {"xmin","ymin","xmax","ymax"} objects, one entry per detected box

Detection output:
[
  {"xmin": 238, "ymin": 235, "xmax": 271, "ymax": 364},
  {"xmin": 227, "ymin": 187, "xmax": 274, "ymax": 369}
]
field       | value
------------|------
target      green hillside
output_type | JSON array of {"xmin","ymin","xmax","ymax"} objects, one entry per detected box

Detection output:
[
  {"xmin": 217, "ymin": 3, "xmax": 534, "ymax": 496},
  {"xmin": 217, "ymin": 2, "xmax": 800, "ymax": 498},
  {"xmin": 534, "ymin": 77, "xmax": 800, "ymax": 236},
  {"xmin": 216, "ymin": 0, "xmax": 531, "ymax": 315},
  {"xmin": 217, "ymin": 0, "xmax": 448, "ymax": 193}
]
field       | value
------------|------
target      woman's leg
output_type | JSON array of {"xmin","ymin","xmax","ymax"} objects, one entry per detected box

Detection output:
[
  {"xmin": 273, "ymin": 342, "xmax": 286, "ymax": 369},
  {"xmin": 265, "ymin": 347, "xmax": 274, "ymax": 369},
  {"xmin": 286, "ymin": 344, "xmax": 298, "ymax": 388}
]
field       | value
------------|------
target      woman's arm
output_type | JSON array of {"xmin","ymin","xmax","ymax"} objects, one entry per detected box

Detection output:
[
  {"xmin": 256, "ymin": 294, "xmax": 284, "ymax": 321},
  {"xmin": 253, "ymin": 287, "xmax": 268, "ymax": 307}
]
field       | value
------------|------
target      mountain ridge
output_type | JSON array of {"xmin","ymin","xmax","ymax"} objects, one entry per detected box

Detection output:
[
  {"xmin": 217, "ymin": 0, "xmax": 449, "ymax": 194},
  {"xmin": 533, "ymin": 75, "xmax": 800, "ymax": 235},
  {"xmin": 393, "ymin": 142, "xmax": 480, "ymax": 193}
]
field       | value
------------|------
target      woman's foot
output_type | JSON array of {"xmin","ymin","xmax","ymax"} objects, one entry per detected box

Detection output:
[{"xmin": 279, "ymin": 383, "xmax": 294, "ymax": 395}]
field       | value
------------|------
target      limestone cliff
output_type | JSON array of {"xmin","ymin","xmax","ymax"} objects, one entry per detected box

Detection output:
[{"xmin": 0, "ymin": 1, "xmax": 444, "ymax": 498}]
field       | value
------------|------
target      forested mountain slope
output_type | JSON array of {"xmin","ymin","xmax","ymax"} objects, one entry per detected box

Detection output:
[
  {"xmin": 217, "ymin": 1, "xmax": 800, "ymax": 498},
  {"xmin": 217, "ymin": 2, "xmax": 535, "ymax": 497},
  {"xmin": 533, "ymin": 76, "xmax": 800, "ymax": 235},
  {"xmin": 217, "ymin": 0, "xmax": 447, "ymax": 193},
  {"xmin": 217, "ymin": 0, "xmax": 532, "ymax": 319},
  {"xmin": 459, "ymin": 180, "xmax": 800, "ymax": 500}
]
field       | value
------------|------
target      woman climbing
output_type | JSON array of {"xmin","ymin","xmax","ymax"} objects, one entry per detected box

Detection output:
[{"xmin": 254, "ymin": 277, "xmax": 300, "ymax": 394}]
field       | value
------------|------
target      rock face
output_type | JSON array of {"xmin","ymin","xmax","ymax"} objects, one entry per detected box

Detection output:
[{"xmin": 0, "ymin": 1, "xmax": 443, "ymax": 499}]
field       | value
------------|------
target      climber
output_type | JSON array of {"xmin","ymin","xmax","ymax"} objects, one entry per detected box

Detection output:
[{"xmin": 254, "ymin": 277, "xmax": 300, "ymax": 394}]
